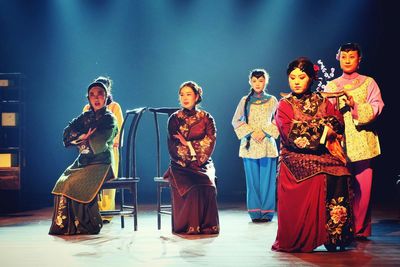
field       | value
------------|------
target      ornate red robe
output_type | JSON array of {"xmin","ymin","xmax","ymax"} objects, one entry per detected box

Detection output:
[{"xmin": 272, "ymin": 92, "xmax": 353, "ymax": 252}]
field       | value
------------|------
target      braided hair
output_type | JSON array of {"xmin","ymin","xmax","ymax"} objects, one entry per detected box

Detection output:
[{"xmin": 244, "ymin": 69, "xmax": 268, "ymax": 150}]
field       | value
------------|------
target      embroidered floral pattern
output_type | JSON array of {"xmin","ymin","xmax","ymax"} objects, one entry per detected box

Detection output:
[
  {"xmin": 282, "ymin": 92, "xmax": 349, "ymax": 181},
  {"xmin": 331, "ymin": 204, "xmax": 347, "ymax": 225},
  {"xmin": 288, "ymin": 93, "xmax": 343, "ymax": 152},
  {"xmin": 303, "ymin": 98, "xmax": 313, "ymax": 113},
  {"xmin": 290, "ymin": 117, "xmax": 325, "ymax": 150},
  {"xmin": 194, "ymin": 135, "xmax": 213, "ymax": 164},
  {"xmin": 187, "ymin": 226, "xmax": 201, "ymax": 234},
  {"xmin": 201, "ymin": 225, "xmax": 220, "ymax": 234},
  {"xmin": 289, "ymin": 93, "xmax": 323, "ymax": 116},
  {"xmin": 186, "ymin": 225, "xmax": 219, "ymax": 235},
  {"xmin": 176, "ymin": 144, "xmax": 190, "ymax": 166},
  {"xmin": 173, "ymin": 109, "xmax": 215, "ymax": 166},
  {"xmin": 326, "ymin": 197, "xmax": 351, "ymax": 244},
  {"xmin": 176, "ymin": 109, "xmax": 205, "ymax": 124},
  {"xmin": 179, "ymin": 124, "xmax": 189, "ymax": 135},
  {"xmin": 74, "ymin": 218, "xmax": 81, "ymax": 234},
  {"xmin": 293, "ymin": 136, "xmax": 310, "ymax": 148},
  {"xmin": 55, "ymin": 196, "xmax": 67, "ymax": 228}
]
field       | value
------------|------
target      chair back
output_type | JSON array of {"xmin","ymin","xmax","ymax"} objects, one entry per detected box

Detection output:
[
  {"xmin": 147, "ymin": 107, "xmax": 179, "ymax": 177},
  {"xmin": 118, "ymin": 107, "xmax": 147, "ymax": 179}
]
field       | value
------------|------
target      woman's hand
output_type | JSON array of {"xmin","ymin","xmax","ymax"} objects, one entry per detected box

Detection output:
[
  {"xmin": 326, "ymin": 127, "xmax": 338, "ymax": 141},
  {"xmin": 251, "ymin": 130, "xmax": 265, "ymax": 143},
  {"xmin": 76, "ymin": 128, "xmax": 97, "ymax": 143},
  {"xmin": 326, "ymin": 126, "xmax": 344, "ymax": 142},
  {"xmin": 343, "ymin": 90, "xmax": 355, "ymax": 108},
  {"xmin": 173, "ymin": 132, "xmax": 187, "ymax": 146},
  {"xmin": 325, "ymin": 128, "xmax": 346, "ymax": 164}
]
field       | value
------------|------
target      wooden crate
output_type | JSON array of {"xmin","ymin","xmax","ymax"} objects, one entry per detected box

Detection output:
[{"xmin": 0, "ymin": 167, "xmax": 20, "ymax": 190}]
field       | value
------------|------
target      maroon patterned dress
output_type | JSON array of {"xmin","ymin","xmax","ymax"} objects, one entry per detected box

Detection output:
[
  {"xmin": 163, "ymin": 108, "xmax": 219, "ymax": 235},
  {"xmin": 272, "ymin": 92, "xmax": 353, "ymax": 252}
]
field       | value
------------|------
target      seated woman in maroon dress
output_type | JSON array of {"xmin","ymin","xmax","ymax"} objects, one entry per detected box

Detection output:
[
  {"xmin": 163, "ymin": 81, "xmax": 219, "ymax": 235},
  {"xmin": 271, "ymin": 57, "xmax": 353, "ymax": 252}
]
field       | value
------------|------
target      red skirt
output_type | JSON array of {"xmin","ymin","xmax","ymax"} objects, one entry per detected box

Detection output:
[{"xmin": 272, "ymin": 163, "xmax": 353, "ymax": 252}]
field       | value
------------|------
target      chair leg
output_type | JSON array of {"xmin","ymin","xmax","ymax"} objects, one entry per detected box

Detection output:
[
  {"xmin": 170, "ymin": 190, "xmax": 174, "ymax": 231},
  {"xmin": 121, "ymin": 188, "xmax": 125, "ymax": 228},
  {"xmin": 157, "ymin": 184, "xmax": 161, "ymax": 230},
  {"xmin": 133, "ymin": 183, "xmax": 138, "ymax": 231}
]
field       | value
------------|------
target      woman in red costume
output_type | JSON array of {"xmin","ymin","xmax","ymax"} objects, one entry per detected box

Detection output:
[{"xmin": 272, "ymin": 57, "xmax": 353, "ymax": 252}]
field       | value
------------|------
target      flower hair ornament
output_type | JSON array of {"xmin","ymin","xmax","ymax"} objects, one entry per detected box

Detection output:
[
  {"xmin": 313, "ymin": 64, "xmax": 320, "ymax": 80},
  {"xmin": 316, "ymin": 59, "xmax": 335, "ymax": 91},
  {"xmin": 335, "ymin": 48, "xmax": 341, "ymax": 61}
]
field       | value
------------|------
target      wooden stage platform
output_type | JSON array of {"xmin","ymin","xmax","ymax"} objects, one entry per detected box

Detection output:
[{"xmin": 0, "ymin": 203, "xmax": 399, "ymax": 267}]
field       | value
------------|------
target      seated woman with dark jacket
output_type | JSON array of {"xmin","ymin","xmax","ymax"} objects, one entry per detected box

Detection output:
[
  {"xmin": 163, "ymin": 81, "xmax": 219, "ymax": 235},
  {"xmin": 49, "ymin": 80, "xmax": 117, "ymax": 235}
]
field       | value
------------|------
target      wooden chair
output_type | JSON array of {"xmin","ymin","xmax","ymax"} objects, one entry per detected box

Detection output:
[
  {"xmin": 148, "ymin": 107, "xmax": 179, "ymax": 230},
  {"xmin": 100, "ymin": 107, "xmax": 146, "ymax": 231}
]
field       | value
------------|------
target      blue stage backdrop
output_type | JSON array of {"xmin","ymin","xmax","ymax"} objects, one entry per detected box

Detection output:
[{"xmin": 0, "ymin": 0, "xmax": 397, "ymax": 209}]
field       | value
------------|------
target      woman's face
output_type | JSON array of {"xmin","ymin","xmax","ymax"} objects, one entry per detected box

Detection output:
[
  {"xmin": 250, "ymin": 76, "xmax": 266, "ymax": 94},
  {"xmin": 88, "ymin": 86, "xmax": 106, "ymax": 111},
  {"xmin": 339, "ymin": 50, "xmax": 361, "ymax": 74},
  {"xmin": 179, "ymin": 86, "xmax": 199, "ymax": 110},
  {"xmin": 288, "ymin": 68, "xmax": 311, "ymax": 94}
]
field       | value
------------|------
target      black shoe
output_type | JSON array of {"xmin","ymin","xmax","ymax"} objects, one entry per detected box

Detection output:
[
  {"xmin": 252, "ymin": 218, "xmax": 271, "ymax": 223},
  {"xmin": 355, "ymin": 235, "xmax": 369, "ymax": 241},
  {"xmin": 324, "ymin": 244, "xmax": 338, "ymax": 252},
  {"xmin": 201, "ymin": 227, "xmax": 219, "ymax": 235}
]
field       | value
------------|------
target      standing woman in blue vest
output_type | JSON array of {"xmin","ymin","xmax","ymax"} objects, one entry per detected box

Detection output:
[{"xmin": 232, "ymin": 69, "xmax": 279, "ymax": 222}]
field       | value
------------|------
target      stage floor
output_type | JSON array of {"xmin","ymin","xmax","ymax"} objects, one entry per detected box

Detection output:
[{"xmin": 0, "ymin": 203, "xmax": 399, "ymax": 267}]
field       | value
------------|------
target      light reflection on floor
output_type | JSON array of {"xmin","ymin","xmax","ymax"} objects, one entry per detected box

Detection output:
[{"xmin": 0, "ymin": 203, "xmax": 399, "ymax": 267}]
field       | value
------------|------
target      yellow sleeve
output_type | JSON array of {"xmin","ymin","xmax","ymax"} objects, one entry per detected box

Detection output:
[
  {"xmin": 324, "ymin": 81, "xmax": 338, "ymax": 92},
  {"xmin": 83, "ymin": 104, "xmax": 90, "ymax": 112},
  {"xmin": 262, "ymin": 123, "xmax": 279, "ymax": 139},
  {"xmin": 108, "ymin": 102, "xmax": 124, "ymax": 145},
  {"xmin": 355, "ymin": 103, "xmax": 374, "ymax": 125}
]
